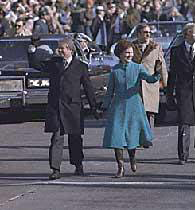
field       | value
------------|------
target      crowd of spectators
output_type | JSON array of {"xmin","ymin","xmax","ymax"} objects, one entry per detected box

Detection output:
[{"xmin": 0, "ymin": 0, "xmax": 195, "ymax": 49}]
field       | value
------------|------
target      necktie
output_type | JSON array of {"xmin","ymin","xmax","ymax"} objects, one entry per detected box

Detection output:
[
  {"xmin": 189, "ymin": 46, "xmax": 193, "ymax": 61},
  {"xmin": 64, "ymin": 60, "xmax": 68, "ymax": 69}
]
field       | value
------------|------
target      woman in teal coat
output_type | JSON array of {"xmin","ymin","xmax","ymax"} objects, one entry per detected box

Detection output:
[{"xmin": 101, "ymin": 40, "xmax": 160, "ymax": 177}]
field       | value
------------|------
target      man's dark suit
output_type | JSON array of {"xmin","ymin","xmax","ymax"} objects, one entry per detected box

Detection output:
[
  {"xmin": 167, "ymin": 41, "xmax": 195, "ymax": 162},
  {"xmin": 29, "ymin": 52, "xmax": 96, "ymax": 170}
]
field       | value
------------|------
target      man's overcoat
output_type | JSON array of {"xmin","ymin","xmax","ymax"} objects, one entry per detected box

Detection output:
[
  {"xmin": 167, "ymin": 41, "xmax": 195, "ymax": 125},
  {"xmin": 132, "ymin": 39, "xmax": 168, "ymax": 113},
  {"xmin": 29, "ymin": 53, "xmax": 96, "ymax": 134}
]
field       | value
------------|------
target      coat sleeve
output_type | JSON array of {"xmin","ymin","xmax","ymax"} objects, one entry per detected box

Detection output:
[
  {"xmin": 81, "ymin": 64, "xmax": 97, "ymax": 109},
  {"xmin": 91, "ymin": 17, "xmax": 100, "ymax": 41},
  {"xmin": 139, "ymin": 64, "xmax": 160, "ymax": 83},
  {"xmin": 102, "ymin": 71, "xmax": 115, "ymax": 110},
  {"xmin": 28, "ymin": 47, "xmax": 53, "ymax": 72},
  {"xmin": 158, "ymin": 45, "xmax": 168, "ymax": 87},
  {"xmin": 166, "ymin": 47, "xmax": 177, "ymax": 97}
]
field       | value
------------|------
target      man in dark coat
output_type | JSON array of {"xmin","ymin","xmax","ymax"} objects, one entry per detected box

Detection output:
[
  {"xmin": 28, "ymin": 37, "xmax": 98, "ymax": 179},
  {"xmin": 166, "ymin": 23, "xmax": 195, "ymax": 165},
  {"xmin": 91, "ymin": 5, "xmax": 108, "ymax": 51}
]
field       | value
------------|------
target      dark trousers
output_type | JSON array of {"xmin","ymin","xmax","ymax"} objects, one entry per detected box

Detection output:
[
  {"xmin": 49, "ymin": 130, "xmax": 84, "ymax": 171},
  {"xmin": 178, "ymin": 124, "xmax": 191, "ymax": 161}
]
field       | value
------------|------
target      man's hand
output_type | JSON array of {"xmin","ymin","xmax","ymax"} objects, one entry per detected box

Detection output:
[
  {"xmin": 28, "ymin": 44, "xmax": 36, "ymax": 53},
  {"xmin": 154, "ymin": 59, "xmax": 162, "ymax": 74},
  {"xmin": 166, "ymin": 96, "xmax": 177, "ymax": 111}
]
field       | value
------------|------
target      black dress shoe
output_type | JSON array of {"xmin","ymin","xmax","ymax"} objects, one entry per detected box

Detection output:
[
  {"xmin": 49, "ymin": 169, "xmax": 61, "ymax": 180},
  {"xmin": 74, "ymin": 164, "xmax": 84, "ymax": 176}
]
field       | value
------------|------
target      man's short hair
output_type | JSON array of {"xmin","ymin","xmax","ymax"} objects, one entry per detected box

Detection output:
[
  {"xmin": 136, "ymin": 23, "xmax": 149, "ymax": 34},
  {"xmin": 58, "ymin": 37, "xmax": 76, "ymax": 53},
  {"xmin": 183, "ymin": 23, "xmax": 195, "ymax": 36}
]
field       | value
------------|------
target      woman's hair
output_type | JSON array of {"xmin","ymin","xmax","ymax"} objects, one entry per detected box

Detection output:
[{"xmin": 114, "ymin": 39, "xmax": 132, "ymax": 58}]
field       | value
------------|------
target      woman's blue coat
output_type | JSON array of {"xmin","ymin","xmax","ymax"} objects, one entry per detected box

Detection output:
[{"xmin": 102, "ymin": 61, "xmax": 160, "ymax": 149}]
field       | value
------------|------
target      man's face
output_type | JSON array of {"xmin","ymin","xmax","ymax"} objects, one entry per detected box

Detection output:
[
  {"xmin": 138, "ymin": 26, "xmax": 151, "ymax": 43},
  {"xmin": 15, "ymin": 21, "xmax": 24, "ymax": 33},
  {"xmin": 43, "ymin": 14, "xmax": 50, "ymax": 22},
  {"xmin": 56, "ymin": 43, "xmax": 72, "ymax": 59},
  {"xmin": 98, "ymin": 10, "xmax": 105, "ymax": 17},
  {"xmin": 185, "ymin": 27, "xmax": 195, "ymax": 45},
  {"xmin": 120, "ymin": 47, "xmax": 134, "ymax": 64}
]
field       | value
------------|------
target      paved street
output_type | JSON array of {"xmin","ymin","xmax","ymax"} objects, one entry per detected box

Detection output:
[{"xmin": 0, "ymin": 114, "xmax": 194, "ymax": 210}]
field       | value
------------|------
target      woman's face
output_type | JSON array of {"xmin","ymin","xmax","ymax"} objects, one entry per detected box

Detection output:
[{"xmin": 120, "ymin": 47, "xmax": 134, "ymax": 64}]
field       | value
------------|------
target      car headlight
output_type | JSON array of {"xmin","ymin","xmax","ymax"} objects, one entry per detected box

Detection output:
[
  {"xmin": 28, "ymin": 79, "xmax": 49, "ymax": 88},
  {"xmin": 0, "ymin": 78, "xmax": 24, "ymax": 91}
]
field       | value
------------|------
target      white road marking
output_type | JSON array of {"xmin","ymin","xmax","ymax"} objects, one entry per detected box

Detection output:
[{"xmin": 0, "ymin": 181, "xmax": 194, "ymax": 187}]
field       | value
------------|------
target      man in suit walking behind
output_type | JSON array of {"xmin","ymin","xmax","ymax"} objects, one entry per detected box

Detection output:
[
  {"xmin": 167, "ymin": 23, "xmax": 195, "ymax": 165},
  {"xmin": 28, "ymin": 36, "xmax": 98, "ymax": 179}
]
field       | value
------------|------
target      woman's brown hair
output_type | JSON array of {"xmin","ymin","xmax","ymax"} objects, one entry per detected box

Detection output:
[{"xmin": 114, "ymin": 39, "xmax": 133, "ymax": 58}]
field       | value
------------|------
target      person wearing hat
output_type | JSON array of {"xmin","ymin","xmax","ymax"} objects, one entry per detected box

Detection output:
[{"xmin": 28, "ymin": 37, "xmax": 99, "ymax": 179}]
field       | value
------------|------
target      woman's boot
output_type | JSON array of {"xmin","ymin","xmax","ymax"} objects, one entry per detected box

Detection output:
[
  {"xmin": 114, "ymin": 148, "xmax": 124, "ymax": 178},
  {"xmin": 128, "ymin": 149, "xmax": 137, "ymax": 172}
]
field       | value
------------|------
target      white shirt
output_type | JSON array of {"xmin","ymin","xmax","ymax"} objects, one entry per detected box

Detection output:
[
  {"xmin": 64, "ymin": 56, "xmax": 72, "ymax": 69},
  {"xmin": 185, "ymin": 41, "xmax": 195, "ymax": 57}
]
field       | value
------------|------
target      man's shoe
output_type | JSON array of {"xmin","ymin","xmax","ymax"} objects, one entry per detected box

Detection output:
[
  {"xmin": 49, "ymin": 169, "xmax": 61, "ymax": 180},
  {"xmin": 178, "ymin": 160, "xmax": 185, "ymax": 165},
  {"xmin": 74, "ymin": 164, "xmax": 84, "ymax": 176}
]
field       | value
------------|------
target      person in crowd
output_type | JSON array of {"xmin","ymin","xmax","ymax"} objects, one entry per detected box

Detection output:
[
  {"xmin": 84, "ymin": 0, "xmax": 95, "ymax": 38},
  {"xmin": 179, "ymin": 0, "xmax": 190, "ymax": 20},
  {"xmin": 58, "ymin": 5, "xmax": 72, "ymax": 33},
  {"xmin": 105, "ymin": 3, "xmax": 125, "ymax": 53},
  {"xmin": 131, "ymin": 23, "xmax": 168, "ymax": 137},
  {"xmin": 104, "ymin": 2, "xmax": 117, "ymax": 53},
  {"xmin": 28, "ymin": 36, "xmax": 99, "ymax": 180},
  {"xmin": 0, "ymin": 6, "xmax": 13, "ymax": 37},
  {"xmin": 71, "ymin": 3, "xmax": 86, "ymax": 33},
  {"xmin": 91, "ymin": 5, "xmax": 108, "ymax": 52},
  {"xmin": 149, "ymin": 0, "xmax": 167, "ymax": 21},
  {"xmin": 166, "ymin": 23, "xmax": 195, "ymax": 165},
  {"xmin": 33, "ymin": 6, "xmax": 55, "ymax": 35},
  {"xmin": 141, "ymin": 2, "xmax": 154, "ymax": 22},
  {"xmin": 14, "ymin": 18, "xmax": 26, "ymax": 36},
  {"xmin": 23, "ymin": 17, "xmax": 34, "ymax": 36},
  {"xmin": 123, "ymin": 6, "xmax": 141, "ymax": 37},
  {"xmin": 166, "ymin": 6, "xmax": 185, "ymax": 21},
  {"xmin": 100, "ymin": 40, "xmax": 160, "ymax": 178}
]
